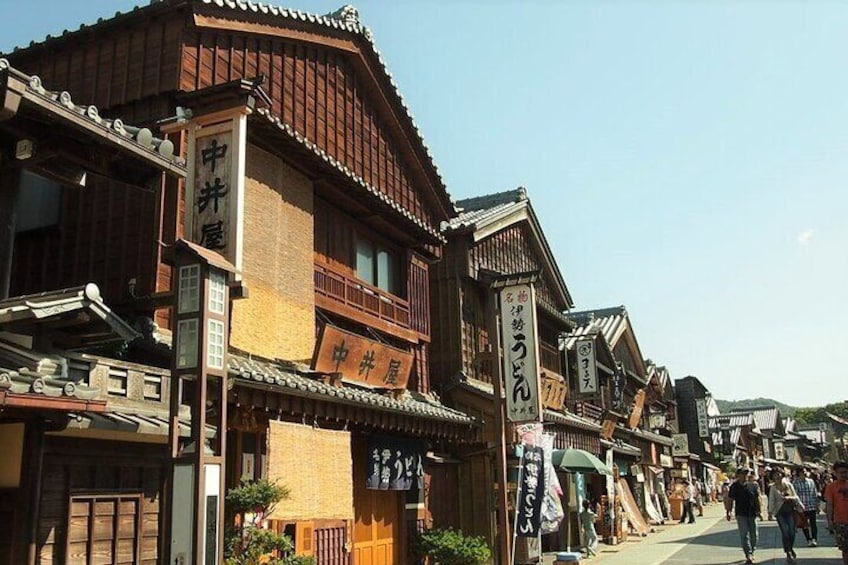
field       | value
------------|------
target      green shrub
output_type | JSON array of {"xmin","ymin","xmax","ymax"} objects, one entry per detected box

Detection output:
[
  {"xmin": 226, "ymin": 478, "xmax": 290, "ymax": 516},
  {"xmin": 411, "ymin": 527, "xmax": 492, "ymax": 565},
  {"xmin": 224, "ymin": 479, "xmax": 313, "ymax": 565}
]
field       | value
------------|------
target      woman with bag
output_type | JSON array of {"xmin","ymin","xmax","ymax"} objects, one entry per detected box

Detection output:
[{"xmin": 768, "ymin": 469, "xmax": 802, "ymax": 562}]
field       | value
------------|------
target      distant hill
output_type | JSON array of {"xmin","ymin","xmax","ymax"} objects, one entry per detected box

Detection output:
[{"xmin": 715, "ymin": 398, "xmax": 798, "ymax": 418}]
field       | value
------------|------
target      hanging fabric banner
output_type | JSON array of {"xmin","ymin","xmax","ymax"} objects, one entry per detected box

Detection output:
[
  {"xmin": 516, "ymin": 444, "xmax": 546, "ymax": 537},
  {"xmin": 365, "ymin": 436, "xmax": 424, "ymax": 491},
  {"xmin": 539, "ymin": 434, "xmax": 564, "ymax": 535}
]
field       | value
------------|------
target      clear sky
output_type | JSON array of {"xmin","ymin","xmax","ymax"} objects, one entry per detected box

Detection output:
[{"xmin": 2, "ymin": 1, "xmax": 847, "ymax": 407}]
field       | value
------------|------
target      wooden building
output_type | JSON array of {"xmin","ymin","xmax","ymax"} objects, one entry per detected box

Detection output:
[
  {"xmin": 564, "ymin": 307, "xmax": 677, "ymax": 537},
  {"xmin": 0, "ymin": 58, "xmax": 186, "ymax": 565},
  {"xmin": 3, "ymin": 3, "xmax": 479, "ymax": 563},
  {"xmin": 429, "ymin": 188, "xmax": 603, "ymax": 556}
]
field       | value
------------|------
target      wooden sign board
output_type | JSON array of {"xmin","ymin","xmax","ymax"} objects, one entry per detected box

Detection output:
[
  {"xmin": 540, "ymin": 372, "xmax": 566, "ymax": 410},
  {"xmin": 601, "ymin": 414, "xmax": 618, "ymax": 441},
  {"xmin": 313, "ymin": 325, "xmax": 413, "ymax": 389},
  {"xmin": 627, "ymin": 389, "xmax": 647, "ymax": 429}
]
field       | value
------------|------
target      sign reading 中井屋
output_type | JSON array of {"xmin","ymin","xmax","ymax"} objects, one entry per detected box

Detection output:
[
  {"xmin": 499, "ymin": 283, "xmax": 542, "ymax": 423},
  {"xmin": 313, "ymin": 325, "xmax": 414, "ymax": 389},
  {"xmin": 185, "ymin": 113, "xmax": 247, "ymax": 273},
  {"xmin": 575, "ymin": 338, "xmax": 598, "ymax": 394}
]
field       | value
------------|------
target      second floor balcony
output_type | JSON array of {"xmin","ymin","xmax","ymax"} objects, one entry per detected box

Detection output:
[{"xmin": 314, "ymin": 260, "xmax": 416, "ymax": 342}]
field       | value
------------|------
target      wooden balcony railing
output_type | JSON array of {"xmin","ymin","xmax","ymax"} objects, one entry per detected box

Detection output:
[{"xmin": 314, "ymin": 261, "xmax": 411, "ymax": 330}]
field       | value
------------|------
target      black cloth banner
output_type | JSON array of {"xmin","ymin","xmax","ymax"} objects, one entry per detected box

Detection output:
[
  {"xmin": 516, "ymin": 445, "xmax": 546, "ymax": 537},
  {"xmin": 366, "ymin": 436, "xmax": 424, "ymax": 491}
]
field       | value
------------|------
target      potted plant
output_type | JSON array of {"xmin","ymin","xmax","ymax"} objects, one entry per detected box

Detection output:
[
  {"xmin": 224, "ymin": 478, "xmax": 314, "ymax": 565},
  {"xmin": 411, "ymin": 527, "xmax": 492, "ymax": 565}
]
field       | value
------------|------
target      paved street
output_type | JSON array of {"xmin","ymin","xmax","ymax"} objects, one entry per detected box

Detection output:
[{"xmin": 543, "ymin": 503, "xmax": 844, "ymax": 564}]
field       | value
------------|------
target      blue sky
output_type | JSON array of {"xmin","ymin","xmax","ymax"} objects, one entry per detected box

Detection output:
[{"xmin": 2, "ymin": 1, "xmax": 846, "ymax": 407}]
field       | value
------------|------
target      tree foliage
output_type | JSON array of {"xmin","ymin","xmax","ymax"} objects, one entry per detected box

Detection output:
[
  {"xmin": 794, "ymin": 402, "xmax": 848, "ymax": 426},
  {"xmin": 715, "ymin": 397, "xmax": 798, "ymax": 418}
]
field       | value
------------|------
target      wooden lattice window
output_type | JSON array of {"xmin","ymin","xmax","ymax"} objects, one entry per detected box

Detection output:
[{"xmin": 66, "ymin": 494, "xmax": 142, "ymax": 564}]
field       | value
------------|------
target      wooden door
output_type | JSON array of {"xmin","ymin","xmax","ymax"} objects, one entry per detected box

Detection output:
[
  {"xmin": 66, "ymin": 494, "xmax": 142, "ymax": 564},
  {"xmin": 352, "ymin": 437, "xmax": 399, "ymax": 565}
]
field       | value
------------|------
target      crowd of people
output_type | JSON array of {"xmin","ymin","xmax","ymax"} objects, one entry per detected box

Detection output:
[{"xmin": 722, "ymin": 460, "xmax": 848, "ymax": 564}]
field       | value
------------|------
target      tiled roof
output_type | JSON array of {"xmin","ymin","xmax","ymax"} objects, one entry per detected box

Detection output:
[
  {"xmin": 66, "ymin": 410, "xmax": 215, "ymax": 438},
  {"xmin": 0, "ymin": 283, "xmax": 140, "ymax": 347},
  {"xmin": 601, "ymin": 438, "xmax": 642, "ymax": 457},
  {"xmin": 0, "ymin": 366, "xmax": 99, "ymax": 400},
  {"xmin": 565, "ymin": 306, "xmax": 629, "ymax": 348},
  {"xmin": 254, "ymin": 108, "xmax": 444, "ymax": 243},
  {"xmin": 444, "ymin": 188, "xmax": 527, "ymax": 232},
  {"xmin": 544, "ymin": 409, "xmax": 602, "ymax": 432},
  {"xmin": 4, "ymin": 1, "xmax": 452, "ymax": 211},
  {"xmin": 709, "ymin": 413, "xmax": 757, "ymax": 430},
  {"xmin": 441, "ymin": 186, "xmax": 573, "ymax": 309},
  {"xmin": 729, "ymin": 406, "xmax": 779, "ymax": 432},
  {"xmin": 229, "ymin": 355, "xmax": 475, "ymax": 425},
  {"xmin": 630, "ymin": 427, "xmax": 674, "ymax": 446},
  {"xmin": 0, "ymin": 59, "xmax": 185, "ymax": 172},
  {"xmin": 449, "ymin": 378, "xmax": 599, "ymax": 431}
]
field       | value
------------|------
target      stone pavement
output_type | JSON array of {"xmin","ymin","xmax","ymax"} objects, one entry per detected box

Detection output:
[{"xmin": 541, "ymin": 503, "xmax": 844, "ymax": 564}]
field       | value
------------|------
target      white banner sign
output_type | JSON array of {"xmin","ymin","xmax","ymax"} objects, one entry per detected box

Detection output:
[
  {"xmin": 575, "ymin": 338, "xmax": 598, "ymax": 394},
  {"xmin": 499, "ymin": 283, "xmax": 541, "ymax": 423},
  {"xmin": 695, "ymin": 398, "xmax": 709, "ymax": 438},
  {"xmin": 672, "ymin": 433, "xmax": 690, "ymax": 456},
  {"xmin": 774, "ymin": 440, "xmax": 786, "ymax": 460}
]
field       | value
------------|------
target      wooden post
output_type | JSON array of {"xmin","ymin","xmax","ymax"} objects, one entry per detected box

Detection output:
[
  {"xmin": 167, "ymin": 240, "xmax": 235, "ymax": 565},
  {"xmin": 487, "ymin": 290, "xmax": 511, "ymax": 565},
  {"xmin": 0, "ymin": 152, "xmax": 21, "ymax": 300}
]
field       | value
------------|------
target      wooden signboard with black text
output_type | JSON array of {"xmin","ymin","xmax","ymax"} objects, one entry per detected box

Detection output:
[{"xmin": 314, "ymin": 325, "xmax": 413, "ymax": 389}]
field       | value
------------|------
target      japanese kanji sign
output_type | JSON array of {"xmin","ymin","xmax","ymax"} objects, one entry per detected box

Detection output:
[
  {"xmin": 612, "ymin": 363, "xmax": 625, "ymax": 412},
  {"xmin": 498, "ymin": 283, "xmax": 542, "ymax": 423},
  {"xmin": 313, "ymin": 325, "xmax": 414, "ymax": 389},
  {"xmin": 185, "ymin": 113, "xmax": 247, "ymax": 273},
  {"xmin": 515, "ymin": 444, "xmax": 545, "ymax": 537},
  {"xmin": 575, "ymin": 338, "xmax": 598, "ymax": 394},
  {"xmin": 671, "ymin": 433, "xmax": 690, "ymax": 456},
  {"xmin": 540, "ymin": 373, "xmax": 566, "ymax": 410},
  {"xmin": 365, "ymin": 436, "xmax": 423, "ymax": 491},
  {"xmin": 695, "ymin": 397, "xmax": 709, "ymax": 438}
]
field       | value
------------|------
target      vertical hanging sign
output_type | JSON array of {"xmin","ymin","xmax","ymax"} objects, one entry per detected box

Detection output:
[
  {"xmin": 499, "ymin": 283, "xmax": 542, "ymax": 423},
  {"xmin": 575, "ymin": 338, "xmax": 598, "ymax": 394},
  {"xmin": 695, "ymin": 398, "xmax": 709, "ymax": 438},
  {"xmin": 515, "ymin": 444, "xmax": 545, "ymax": 537},
  {"xmin": 186, "ymin": 113, "xmax": 247, "ymax": 273}
]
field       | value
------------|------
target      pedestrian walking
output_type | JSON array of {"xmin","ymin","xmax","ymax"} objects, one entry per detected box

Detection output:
[
  {"xmin": 695, "ymin": 479, "xmax": 704, "ymax": 516},
  {"xmin": 579, "ymin": 499, "xmax": 599, "ymax": 558},
  {"xmin": 792, "ymin": 466, "xmax": 820, "ymax": 547},
  {"xmin": 824, "ymin": 461, "xmax": 848, "ymax": 565},
  {"xmin": 768, "ymin": 468, "xmax": 802, "ymax": 562},
  {"xmin": 679, "ymin": 479, "xmax": 696, "ymax": 524},
  {"xmin": 725, "ymin": 468, "xmax": 761, "ymax": 564}
]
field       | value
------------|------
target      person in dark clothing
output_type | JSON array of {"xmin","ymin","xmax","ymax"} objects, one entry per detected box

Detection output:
[{"xmin": 726, "ymin": 468, "xmax": 762, "ymax": 564}]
